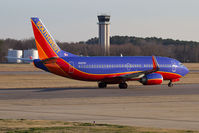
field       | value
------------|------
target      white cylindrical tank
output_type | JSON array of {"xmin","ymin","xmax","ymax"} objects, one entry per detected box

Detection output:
[
  {"xmin": 23, "ymin": 49, "xmax": 38, "ymax": 63},
  {"xmin": 7, "ymin": 49, "xmax": 23, "ymax": 63}
]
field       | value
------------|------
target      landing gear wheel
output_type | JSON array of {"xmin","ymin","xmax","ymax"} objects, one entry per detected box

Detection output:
[
  {"xmin": 119, "ymin": 83, "xmax": 128, "ymax": 89},
  {"xmin": 168, "ymin": 82, "xmax": 173, "ymax": 87},
  {"xmin": 98, "ymin": 82, "xmax": 107, "ymax": 88}
]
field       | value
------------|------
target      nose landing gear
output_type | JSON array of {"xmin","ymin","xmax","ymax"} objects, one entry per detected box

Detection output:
[{"xmin": 168, "ymin": 81, "xmax": 173, "ymax": 87}]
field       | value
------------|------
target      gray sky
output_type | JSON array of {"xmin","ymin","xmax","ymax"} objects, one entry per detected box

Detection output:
[{"xmin": 1, "ymin": 0, "xmax": 199, "ymax": 42}]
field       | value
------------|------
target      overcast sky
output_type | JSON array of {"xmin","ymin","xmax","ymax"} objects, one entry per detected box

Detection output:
[{"xmin": 1, "ymin": 0, "xmax": 199, "ymax": 42}]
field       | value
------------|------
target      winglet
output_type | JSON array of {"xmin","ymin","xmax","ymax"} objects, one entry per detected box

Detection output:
[
  {"xmin": 152, "ymin": 56, "xmax": 159, "ymax": 71},
  {"xmin": 116, "ymin": 56, "xmax": 160, "ymax": 79}
]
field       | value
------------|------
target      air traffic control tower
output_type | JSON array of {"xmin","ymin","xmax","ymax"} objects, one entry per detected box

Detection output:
[{"xmin": 98, "ymin": 15, "xmax": 110, "ymax": 56}]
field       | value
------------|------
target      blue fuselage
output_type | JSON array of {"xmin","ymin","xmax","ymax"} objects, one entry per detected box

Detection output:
[{"xmin": 61, "ymin": 56, "xmax": 189, "ymax": 77}]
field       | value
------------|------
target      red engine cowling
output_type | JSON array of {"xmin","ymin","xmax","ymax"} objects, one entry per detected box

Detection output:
[{"xmin": 140, "ymin": 73, "xmax": 163, "ymax": 85}]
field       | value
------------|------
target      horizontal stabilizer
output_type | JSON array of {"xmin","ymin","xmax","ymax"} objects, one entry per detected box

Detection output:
[
  {"xmin": 6, "ymin": 56, "xmax": 33, "ymax": 62},
  {"xmin": 39, "ymin": 57, "xmax": 58, "ymax": 64}
]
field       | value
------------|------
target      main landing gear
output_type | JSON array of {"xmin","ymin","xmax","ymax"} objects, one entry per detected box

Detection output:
[
  {"xmin": 98, "ymin": 82, "xmax": 128, "ymax": 89},
  {"xmin": 168, "ymin": 81, "xmax": 173, "ymax": 87},
  {"xmin": 119, "ymin": 82, "xmax": 128, "ymax": 89},
  {"xmin": 98, "ymin": 82, "xmax": 107, "ymax": 88}
]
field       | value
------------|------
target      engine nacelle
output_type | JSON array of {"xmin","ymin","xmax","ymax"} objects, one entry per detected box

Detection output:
[{"xmin": 140, "ymin": 73, "xmax": 163, "ymax": 85}]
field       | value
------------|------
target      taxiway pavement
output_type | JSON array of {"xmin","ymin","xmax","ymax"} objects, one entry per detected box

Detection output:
[{"xmin": 0, "ymin": 84, "xmax": 199, "ymax": 130}]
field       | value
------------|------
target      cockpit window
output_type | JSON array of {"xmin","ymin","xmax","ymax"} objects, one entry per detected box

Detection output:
[{"xmin": 179, "ymin": 62, "xmax": 183, "ymax": 67}]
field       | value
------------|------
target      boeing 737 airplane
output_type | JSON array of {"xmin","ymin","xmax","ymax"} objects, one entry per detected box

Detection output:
[{"xmin": 24, "ymin": 17, "xmax": 189, "ymax": 89}]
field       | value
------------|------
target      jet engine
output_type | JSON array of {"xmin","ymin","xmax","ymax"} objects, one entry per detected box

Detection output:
[{"xmin": 140, "ymin": 73, "xmax": 163, "ymax": 85}]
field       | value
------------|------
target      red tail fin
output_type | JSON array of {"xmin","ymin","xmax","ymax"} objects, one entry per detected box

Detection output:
[{"xmin": 31, "ymin": 17, "xmax": 61, "ymax": 60}]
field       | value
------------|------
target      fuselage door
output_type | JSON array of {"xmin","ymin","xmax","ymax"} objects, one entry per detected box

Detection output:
[
  {"xmin": 171, "ymin": 60, "xmax": 177, "ymax": 73},
  {"xmin": 127, "ymin": 63, "xmax": 131, "ymax": 71}
]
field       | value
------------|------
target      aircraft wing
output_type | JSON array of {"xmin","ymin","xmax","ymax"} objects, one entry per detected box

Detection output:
[{"xmin": 117, "ymin": 56, "xmax": 159, "ymax": 79}]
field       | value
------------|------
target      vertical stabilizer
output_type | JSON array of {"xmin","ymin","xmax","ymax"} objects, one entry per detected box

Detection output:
[{"xmin": 31, "ymin": 17, "xmax": 61, "ymax": 60}]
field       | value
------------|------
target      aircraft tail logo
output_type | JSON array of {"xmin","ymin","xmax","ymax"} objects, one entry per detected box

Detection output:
[{"xmin": 31, "ymin": 17, "xmax": 61, "ymax": 60}]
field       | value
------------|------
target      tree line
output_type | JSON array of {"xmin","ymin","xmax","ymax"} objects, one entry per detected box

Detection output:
[{"xmin": 0, "ymin": 36, "xmax": 199, "ymax": 63}]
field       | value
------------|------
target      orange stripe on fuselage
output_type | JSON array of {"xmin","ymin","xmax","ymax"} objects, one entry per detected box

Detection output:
[{"xmin": 45, "ymin": 63, "xmax": 70, "ymax": 77}]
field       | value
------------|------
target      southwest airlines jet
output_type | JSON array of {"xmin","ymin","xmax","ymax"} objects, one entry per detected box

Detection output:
[{"xmin": 29, "ymin": 17, "xmax": 189, "ymax": 89}]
